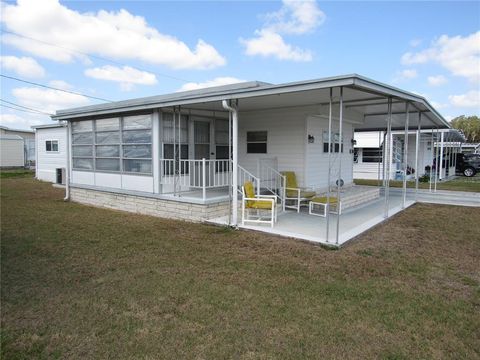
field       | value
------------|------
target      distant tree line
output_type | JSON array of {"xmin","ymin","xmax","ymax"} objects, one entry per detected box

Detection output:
[{"xmin": 450, "ymin": 115, "xmax": 480, "ymax": 143}]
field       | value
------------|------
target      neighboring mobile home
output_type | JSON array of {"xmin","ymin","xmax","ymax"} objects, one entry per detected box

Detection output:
[
  {"xmin": 353, "ymin": 129, "xmax": 464, "ymax": 181},
  {"xmin": 32, "ymin": 123, "xmax": 68, "ymax": 184},
  {"xmin": 0, "ymin": 125, "xmax": 35, "ymax": 167},
  {"xmin": 51, "ymin": 74, "xmax": 452, "ymax": 246}
]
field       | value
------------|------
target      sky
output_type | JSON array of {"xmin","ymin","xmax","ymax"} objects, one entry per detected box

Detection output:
[{"xmin": 0, "ymin": 0, "xmax": 479, "ymax": 130}]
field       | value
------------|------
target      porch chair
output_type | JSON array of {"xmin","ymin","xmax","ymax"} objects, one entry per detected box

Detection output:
[
  {"xmin": 281, "ymin": 171, "xmax": 316, "ymax": 213},
  {"xmin": 241, "ymin": 181, "xmax": 278, "ymax": 228},
  {"xmin": 308, "ymin": 196, "xmax": 342, "ymax": 217}
]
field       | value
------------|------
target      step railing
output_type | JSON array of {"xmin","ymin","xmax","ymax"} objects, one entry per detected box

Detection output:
[
  {"xmin": 238, "ymin": 165, "xmax": 260, "ymax": 196},
  {"xmin": 259, "ymin": 163, "xmax": 286, "ymax": 211}
]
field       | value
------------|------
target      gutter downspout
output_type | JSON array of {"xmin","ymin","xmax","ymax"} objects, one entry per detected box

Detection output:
[
  {"xmin": 64, "ymin": 121, "xmax": 71, "ymax": 201},
  {"xmin": 222, "ymin": 99, "xmax": 238, "ymax": 227}
]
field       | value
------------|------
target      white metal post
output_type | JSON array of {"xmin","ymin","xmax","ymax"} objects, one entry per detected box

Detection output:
[
  {"xmin": 434, "ymin": 127, "xmax": 439, "ymax": 192},
  {"xmin": 326, "ymin": 88, "xmax": 333, "ymax": 244},
  {"xmin": 335, "ymin": 87, "xmax": 343, "ymax": 245},
  {"xmin": 63, "ymin": 121, "xmax": 71, "ymax": 201},
  {"xmin": 429, "ymin": 128, "xmax": 434, "ymax": 192},
  {"xmin": 402, "ymin": 102, "xmax": 409, "ymax": 209},
  {"xmin": 232, "ymin": 102, "xmax": 238, "ymax": 226},
  {"xmin": 439, "ymin": 131, "xmax": 445, "ymax": 181},
  {"xmin": 414, "ymin": 113, "xmax": 421, "ymax": 201},
  {"xmin": 202, "ymin": 157, "xmax": 206, "ymax": 201},
  {"xmin": 384, "ymin": 97, "xmax": 392, "ymax": 218}
]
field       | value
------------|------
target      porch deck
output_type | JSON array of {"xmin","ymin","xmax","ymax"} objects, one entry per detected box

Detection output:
[{"xmin": 210, "ymin": 191, "xmax": 415, "ymax": 247}]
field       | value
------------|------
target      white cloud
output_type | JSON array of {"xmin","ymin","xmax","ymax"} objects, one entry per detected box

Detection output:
[
  {"xmin": 177, "ymin": 77, "xmax": 246, "ymax": 92},
  {"xmin": 401, "ymin": 31, "xmax": 480, "ymax": 83},
  {"xmin": 263, "ymin": 0, "xmax": 326, "ymax": 35},
  {"xmin": 0, "ymin": 112, "xmax": 48, "ymax": 129},
  {"xmin": 0, "ymin": 55, "xmax": 45, "ymax": 78},
  {"xmin": 1, "ymin": 0, "xmax": 225, "ymax": 70},
  {"xmin": 409, "ymin": 38, "xmax": 422, "ymax": 47},
  {"xmin": 427, "ymin": 75, "xmax": 447, "ymax": 86},
  {"xmin": 448, "ymin": 90, "xmax": 480, "ymax": 108},
  {"xmin": 430, "ymin": 100, "xmax": 448, "ymax": 109},
  {"xmin": 85, "ymin": 65, "xmax": 157, "ymax": 91},
  {"xmin": 12, "ymin": 80, "xmax": 90, "ymax": 114},
  {"xmin": 393, "ymin": 69, "xmax": 417, "ymax": 83},
  {"xmin": 241, "ymin": 30, "xmax": 312, "ymax": 62},
  {"xmin": 241, "ymin": 0, "xmax": 323, "ymax": 62}
]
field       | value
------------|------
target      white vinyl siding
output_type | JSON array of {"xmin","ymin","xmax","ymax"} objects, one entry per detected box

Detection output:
[{"xmin": 35, "ymin": 126, "xmax": 68, "ymax": 182}]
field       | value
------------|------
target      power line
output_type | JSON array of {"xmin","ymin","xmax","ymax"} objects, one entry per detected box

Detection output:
[
  {"xmin": 1, "ymin": 103, "xmax": 53, "ymax": 116},
  {"xmin": 1, "ymin": 99, "xmax": 54, "ymax": 116},
  {"xmin": 1, "ymin": 28, "xmax": 192, "ymax": 84},
  {"xmin": 1, "ymin": 74, "xmax": 113, "ymax": 102}
]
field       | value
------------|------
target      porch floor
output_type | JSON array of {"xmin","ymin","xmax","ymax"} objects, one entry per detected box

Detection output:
[{"xmin": 210, "ymin": 192, "xmax": 415, "ymax": 247}]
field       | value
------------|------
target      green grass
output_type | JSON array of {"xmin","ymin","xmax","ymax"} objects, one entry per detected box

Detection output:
[
  {"xmin": 0, "ymin": 169, "xmax": 34, "ymax": 179},
  {"xmin": 354, "ymin": 174, "xmax": 480, "ymax": 192},
  {"xmin": 1, "ymin": 178, "xmax": 480, "ymax": 359}
]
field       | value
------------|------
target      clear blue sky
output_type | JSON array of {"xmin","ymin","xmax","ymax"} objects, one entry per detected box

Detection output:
[{"xmin": 1, "ymin": 0, "xmax": 479, "ymax": 129}]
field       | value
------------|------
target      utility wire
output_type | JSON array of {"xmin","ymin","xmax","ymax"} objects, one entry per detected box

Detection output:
[
  {"xmin": 1, "ymin": 28, "xmax": 192, "ymax": 84},
  {"xmin": 1, "ymin": 103, "xmax": 53, "ymax": 116},
  {"xmin": 1, "ymin": 74, "xmax": 113, "ymax": 102},
  {"xmin": 1, "ymin": 99, "xmax": 55, "ymax": 116}
]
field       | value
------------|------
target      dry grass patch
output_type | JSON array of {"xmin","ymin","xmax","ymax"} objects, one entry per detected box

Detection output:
[{"xmin": 1, "ymin": 177, "xmax": 479, "ymax": 359}]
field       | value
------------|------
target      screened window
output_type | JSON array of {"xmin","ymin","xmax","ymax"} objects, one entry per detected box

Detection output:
[
  {"xmin": 247, "ymin": 131, "xmax": 267, "ymax": 154},
  {"xmin": 72, "ymin": 115, "xmax": 152, "ymax": 174},
  {"xmin": 323, "ymin": 131, "xmax": 344, "ymax": 153},
  {"xmin": 163, "ymin": 112, "xmax": 188, "ymax": 175},
  {"xmin": 362, "ymin": 148, "xmax": 383, "ymax": 163},
  {"xmin": 72, "ymin": 120, "xmax": 94, "ymax": 170},
  {"xmin": 122, "ymin": 114, "xmax": 152, "ymax": 174},
  {"xmin": 45, "ymin": 140, "xmax": 58, "ymax": 152}
]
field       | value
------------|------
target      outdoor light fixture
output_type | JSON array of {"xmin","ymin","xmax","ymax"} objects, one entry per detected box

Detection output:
[{"xmin": 308, "ymin": 134, "xmax": 315, "ymax": 143}]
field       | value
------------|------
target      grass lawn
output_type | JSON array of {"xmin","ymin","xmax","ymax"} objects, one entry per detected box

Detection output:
[
  {"xmin": 2, "ymin": 177, "xmax": 480, "ymax": 359},
  {"xmin": 0, "ymin": 169, "xmax": 35, "ymax": 179},
  {"xmin": 355, "ymin": 174, "xmax": 480, "ymax": 193}
]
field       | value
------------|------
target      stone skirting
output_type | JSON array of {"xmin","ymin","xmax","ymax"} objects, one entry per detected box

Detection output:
[
  {"xmin": 340, "ymin": 186, "xmax": 381, "ymax": 209},
  {"xmin": 70, "ymin": 187, "xmax": 230, "ymax": 222}
]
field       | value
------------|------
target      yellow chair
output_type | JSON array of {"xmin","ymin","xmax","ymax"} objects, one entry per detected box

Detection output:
[
  {"xmin": 309, "ymin": 196, "xmax": 341, "ymax": 217},
  {"xmin": 241, "ymin": 181, "xmax": 278, "ymax": 227},
  {"xmin": 281, "ymin": 171, "xmax": 316, "ymax": 213}
]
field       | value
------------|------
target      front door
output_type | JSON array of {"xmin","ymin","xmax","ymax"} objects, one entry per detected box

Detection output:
[{"xmin": 194, "ymin": 120, "xmax": 212, "ymax": 160}]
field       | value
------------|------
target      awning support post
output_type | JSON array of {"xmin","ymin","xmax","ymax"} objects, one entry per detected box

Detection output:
[
  {"xmin": 402, "ymin": 102, "xmax": 409, "ymax": 209},
  {"xmin": 439, "ymin": 131, "xmax": 445, "ymax": 181},
  {"xmin": 414, "ymin": 113, "xmax": 421, "ymax": 201},
  {"xmin": 335, "ymin": 87, "xmax": 343, "ymax": 245},
  {"xmin": 384, "ymin": 97, "xmax": 392, "ymax": 218},
  {"xmin": 434, "ymin": 127, "xmax": 439, "ymax": 192},
  {"xmin": 326, "ymin": 87, "xmax": 333, "ymax": 244}
]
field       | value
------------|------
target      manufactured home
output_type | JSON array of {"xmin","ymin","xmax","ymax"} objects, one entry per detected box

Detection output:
[
  {"xmin": 32, "ymin": 123, "xmax": 68, "ymax": 184},
  {"xmin": 0, "ymin": 125, "xmax": 35, "ymax": 167},
  {"xmin": 354, "ymin": 129, "xmax": 464, "ymax": 182},
  {"xmin": 51, "ymin": 74, "xmax": 453, "ymax": 246}
]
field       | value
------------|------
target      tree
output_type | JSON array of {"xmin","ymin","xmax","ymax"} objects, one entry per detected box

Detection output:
[{"xmin": 450, "ymin": 115, "xmax": 480, "ymax": 143}]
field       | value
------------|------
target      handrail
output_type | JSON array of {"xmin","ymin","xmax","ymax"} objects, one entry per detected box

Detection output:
[
  {"xmin": 259, "ymin": 163, "xmax": 286, "ymax": 211},
  {"xmin": 238, "ymin": 165, "xmax": 260, "ymax": 196}
]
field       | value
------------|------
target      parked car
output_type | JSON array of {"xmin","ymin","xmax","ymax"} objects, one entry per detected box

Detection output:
[{"xmin": 456, "ymin": 153, "xmax": 480, "ymax": 177}]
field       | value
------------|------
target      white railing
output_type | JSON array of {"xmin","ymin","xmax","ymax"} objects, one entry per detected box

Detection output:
[
  {"xmin": 161, "ymin": 159, "xmax": 231, "ymax": 199},
  {"xmin": 238, "ymin": 165, "xmax": 260, "ymax": 195},
  {"xmin": 259, "ymin": 163, "xmax": 286, "ymax": 210}
]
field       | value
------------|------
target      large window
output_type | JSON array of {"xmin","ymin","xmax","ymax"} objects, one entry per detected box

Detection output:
[
  {"xmin": 215, "ymin": 119, "xmax": 230, "ymax": 160},
  {"xmin": 247, "ymin": 131, "xmax": 267, "ymax": 154},
  {"xmin": 72, "ymin": 120, "xmax": 94, "ymax": 170},
  {"xmin": 163, "ymin": 112, "xmax": 188, "ymax": 175},
  {"xmin": 71, "ymin": 115, "xmax": 152, "ymax": 174},
  {"xmin": 323, "ymin": 131, "xmax": 343, "ymax": 153},
  {"xmin": 45, "ymin": 140, "xmax": 58, "ymax": 152},
  {"xmin": 362, "ymin": 148, "xmax": 383, "ymax": 163},
  {"xmin": 122, "ymin": 115, "xmax": 152, "ymax": 174}
]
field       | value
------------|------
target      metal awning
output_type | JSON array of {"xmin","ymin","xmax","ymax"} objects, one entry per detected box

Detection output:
[{"xmin": 51, "ymin": 74, "xmax": 451, "ymax": 131}]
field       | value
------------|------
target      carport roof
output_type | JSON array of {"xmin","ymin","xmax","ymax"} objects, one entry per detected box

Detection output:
[{"xmin": 52, "ymin": 74, "xmax": 451, "ymax": 130}]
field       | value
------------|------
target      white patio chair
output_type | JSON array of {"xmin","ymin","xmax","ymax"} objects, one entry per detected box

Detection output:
[{"xmin": 241, "ymin": 181, "xmax": 278, "ymax": 228}]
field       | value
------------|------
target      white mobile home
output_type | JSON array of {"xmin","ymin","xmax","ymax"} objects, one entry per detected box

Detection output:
[
  {"xmin": 354, "ymin": 129, "xmax": 464, "ymax": 181},
  {"xmin": 0, "ymin": 135, "xmax": 25, "ymax": 167},
  {"xmin": 51, "ymin": 74, "xmax": 452, "ymax": 246},
  {"xmin": 32, "ymin": 123, "xmax": 68, "ymax": 184}
]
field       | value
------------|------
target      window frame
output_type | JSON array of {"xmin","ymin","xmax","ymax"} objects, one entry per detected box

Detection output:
[
  {"xmin": 162, "ymin": 112, "xmax": 189, "ymax": 176},
  {"xmin": 71, "ymin": 114, "xmax": 153, "ymax": 175},
  {"xmin": 45, "ymin": 140, "xmax": 59, "ymax": 153},
  {"xmin": 246, "ymin": 130, "xmax": 268, "ymax": 154},
  {"xmin": 322, "ymin": 131, "xmax": 344, "ymax": 153},
  {"xmin": 362, "ymin": 148, "xmax": 383, "ymax": 163}
]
